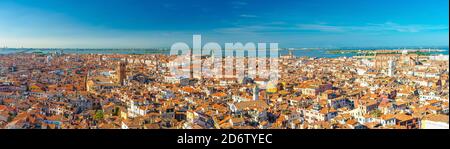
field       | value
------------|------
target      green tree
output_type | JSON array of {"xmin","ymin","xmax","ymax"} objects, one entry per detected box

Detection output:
[
  {"xmin": 370, "ymin": 110, "xmax": 382, "ymax": 117},
  {"xmin": 94, "ymin": 110, "xmax": 104, "ymax": 120}
]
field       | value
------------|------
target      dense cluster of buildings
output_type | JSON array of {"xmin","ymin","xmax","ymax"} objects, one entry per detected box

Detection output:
[{"xmin": 0, "ymin": 50, "xmax": 448, "ymax": 129}]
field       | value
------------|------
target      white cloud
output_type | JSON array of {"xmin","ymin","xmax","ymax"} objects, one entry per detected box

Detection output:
[
  {"xmin": 296, "ymin": 24, "xmax": 345, "ymax": 32},
  {"xmin": 239, "ymin": 14, "xmax": 258, "ymax": 18},
  {"xmin": 297, "ymin": 22, "xmax": 449, "ymax": 33},
  {"xmin": 231, "ymin": 1, "xmax": 248, "ymax": 9},
  {"xmin": 215, "ymin": 22, "xmax": 448, "ymax": 37}
]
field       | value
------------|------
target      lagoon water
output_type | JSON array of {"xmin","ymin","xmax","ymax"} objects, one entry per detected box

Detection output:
[{"xmin": 1, "ymin": 48, "xmax": 449, "ymax": 58}]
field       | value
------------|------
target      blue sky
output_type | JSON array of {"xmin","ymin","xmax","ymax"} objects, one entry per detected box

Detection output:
[{"xmin": 0, "ymin": 0, "xmax": 448, "ymax": 48}]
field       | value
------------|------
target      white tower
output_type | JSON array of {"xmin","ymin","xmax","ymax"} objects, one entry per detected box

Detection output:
[
  {"xmin": 388, "ymin": 59, "xmax": 395, "ymax": 77},
  {"xmin": 253, "ymin": 85, "xmax": 259, "ymax": 101},
  {"xmin": 46, "ymin": 55, "xmax": 53, "ymax": 64}
]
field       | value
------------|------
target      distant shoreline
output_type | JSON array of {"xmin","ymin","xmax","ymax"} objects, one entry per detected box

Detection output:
[{"xmin": 1, "ymin": 47, "xmax": 449, "ymax": 58}]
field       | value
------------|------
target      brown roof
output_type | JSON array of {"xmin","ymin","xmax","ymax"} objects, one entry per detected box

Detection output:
[
  {"xmin": 346, "ymin": 119, "xmax": 358, "ymax": 125},
  {"xmin": 423, "ymin": 114, "xmax": 449, "ymax": 123},
  {"xmin": 395, "ymin": 114, "xmax": 413, "ymax": 122},
  {"xmin": 231, "ymin": 117, "xmax": 245, "ymax": 124},
  {"xmin": 380, "ymin": 114, "xmax": 395, "ymax": 120},
  {"xmin": 211, "ymin": 92, "xmax": 227, "ymax": 97},
  {"xmin": 144, "ymin": 123, "xmax": 161, "ymax": 129},
  {"xmin": 234, "ymin": 100, "xmax": 268, "ymax": 112},
  {"xmin": 0, "ymin": 105, "xmax": 7, "ymax": 111}
]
